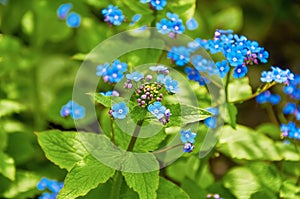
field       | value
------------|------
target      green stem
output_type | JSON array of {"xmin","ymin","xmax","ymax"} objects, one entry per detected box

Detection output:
[
  {"xmin": 127, "ymin": 120, "xmax": 144, "ymax": 151},
  {"xmin": 195, "ymin": 150, "xmax": 213, "ymax": 180},
  {"xmin": 110, "ymin": 171, "xmax": 123, "ymax": 199},
  {"xmin": 110, "ymin": 117, "xmax": 116, "ymax": 144},
  {"xmin": 266, "ymin": 104, "xmax": 279, "ymax": 125},
  {"xmin": 231, "ymin": 81, "xmax": 276, "ymax": 104},
  {"xmin": 225, "ymin": 68, "xmax": 233, "ymax": 103}
]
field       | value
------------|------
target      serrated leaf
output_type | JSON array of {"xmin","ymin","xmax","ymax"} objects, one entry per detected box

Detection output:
[
  {"xmin": 0, "ymin": 100, "xmax": 25, "ymax": 117},
  {"xmin": 157, "ymin": 177, "xmax": 190, "ymax": 199},
  {"xmin": 275, "ymin": 142, "xmax": 300, "ymax": 161},
  {"xmin": 223, "ymin": 167, "xmax": 261, "ymax": 199},
  {"xmin": 256, "ymin": 123, "xmax": 281, "ymax": 140},
  {"xmin": 36, "ymin": 130, "xmax": 89, "ymax": 171},
  {"xmin": 0, "ymin": 151, "xmax": 15, "ymax": 181},
  {"xmin": 217, "ymin": 125, "xmax": 281, "ymax": 160},
  {"xmin": 58, "ymin": 155, "xmax": 115, "ymax": 199},
  {"xmin": 122, "ymin": 170, "xmax": 159, "ymax": 199}
]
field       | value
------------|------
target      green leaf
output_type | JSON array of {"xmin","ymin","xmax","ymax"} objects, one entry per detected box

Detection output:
[
  {"xmin": 130, "ymin": 106, "xmax": 148, "ymax": 122},
  {"xmin": 223, "ymin": 167, "xmax": 261, "ymax": 199},
  {"xmin": 280, "ymin": 181, "xmax": 300, "ymax": 198},
  {"xmin": 225, "ymin": 103, "xmax": 237, "ymax": 129},
  {"xmin": 157, "ymin": 177, "xmax": 189, "ymax": 199},
  {"xmin": 168, "ymin": 0, "xmax": 197, "ymax": 22},
  {"xmin": 211, "ymin": 6, "xmax": 243, "ymax": 31},
  {"xmin": 283, "ymin": 161, "xmax": 300, "ymax": 176},
  {"xmin": 248, "ymin": 162, "xmax": 282, "ymax": 193},
  {"xmin": 122, "ymin": 170, "xmax": 159, "ymax": 199},
  {"xmin": 0, "ymin": 100, "xmax": 25, "ymax": 117},
  {"xmin": 228, "ymin": 77, "xmax": 252, "ymax": 102},
  {"xmin": 181, "ymin": 177, "xmax": 208, "ymax": 199},
  {"xmin": 0, "ymin": 151, "xmax": 15, "ymax": 181},
  {"xmin": 163, "ymin": 104, "xmax": 212, "ymax": 127},
  {"xmin": 36, "ymin": 130, "xmax": 89, "ymax": 171},
  {"xmin": 92, "ymin": 93, "xmax": 113, "ymax": 108},
  {"xmin": 217, "ymin": 125, "xmax": 281, "ymax": 160},
  {"xmin": 58, "ymin": 155, "xmax": 115, "ymax": 199}
]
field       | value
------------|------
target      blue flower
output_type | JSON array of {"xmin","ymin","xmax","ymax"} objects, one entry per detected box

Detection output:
[
  {"xmin": 256, "ymin": 90, "xmax": 281, "ymax": 105},
  {"xmin": 207, "ymin": 39, "xmax": 223, "ymax": 54},
  {"xmin": 164, "ymin": 76, "xmax": 180, "ymax": 93},
  {"xmin": 233, "ymin": 65, "xmax": 248, "ymax": 78},
  {"xmin": 100, "ymin": 90, "xmax": 120, "ymax": 97},
  {"xmin": 257, "ymin": 48, "xmax": 269, "ymax": 63},
  {"xmin": 150, "ymin": 0, "xmax": 167, "ymax": 10},
  {"xmin": 102, "ymin": 5, "xmax": 124, "ymax": 26},
  {"xmin": 66, "ymin": 12, "xmax": 81, "ymax": 28},
  {"xmin": 57, "ymin": 3, "xmax": 72, "ymax": 19},
  {"xmin": 126, "ymin": 71, "xmax": 144, "ymax": 82},
  {"xmin": 60, "ymin": 100, "xmax": 85, "ymax": 120},
  {"xmin": 156, "ymin": 18, "xmax": 172, "ymax": 34},
  {"xmin": 130, "ymin": 14, "xmax": 142, "ymax": 26},
  {"xmin": 167, "ymin": 46, "xmax": 190, "ymax": 66},
  {"xmin": 280, "ymin": 122, "xmax": 300, "ymax": 140},
  {"xmin": 216, "ymin": 60, "xmax": 230, "ymax": 78},
  {"xmin": 186, "ymin": 17, "xmax": 198, "ymax": 30},
  {"xmin": 111, "ymin": 102, "xmax": 129, "ymax": 119},
  {"xmin": 191, "ymin": 55, "xmax": 208, "ymax": 72},
  {"xmin": 37, "ymin": 177, "xmax": 63, "ymax": 199},
  {"xmin": 148, "ymin": 101, "xmax": 166, "ymax": 119},
  {"xmin": 180, "ymin": 129, "xmax": 196, "ymax": 143},
  {"xmin": 283, "ymin": 75, "xmax": 300, "ymax": 100},
  {"xmin": 204, "ymin": 107, "xmax": 219, "ymax": 128},
  {"xmin": 185, "ymin": 67, "xmax": 201, "ymax": 82},
  {"xmin": 183, "ymin": 142, "xmax": 194, "ymax": 153},
  {"xmin": 111, "ymin": 59, "xmax": 127, "ymax": 73},
  {"xmin": 226, "ymin": 50, "xmax": 245, "ymax": 67},
  {"xmin": 283, "ymin": 103, "xmax": 297, "ymax": 115},
  {"xmin": 157, "ymin": 74, "xmax": 166, "ymax": 84},
  {"xmin": 260, "ymin": 71, "xmax": 274, "ymax": 82},
  {"xmin": 149, "ymin": 65, "xmax": 169, "ymax": 74},
  {"xmin": 170, "ymin": 20, "xmax": 185, "ymax": 35}
]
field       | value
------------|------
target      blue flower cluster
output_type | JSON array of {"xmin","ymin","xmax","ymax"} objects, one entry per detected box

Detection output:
[
  {"xmin": 96, "ymin": 59, "xmax": 128, "ymax": 83},
  {"xmin": 261, "ymin": 66, "xmax": 294, "ymax": 84},
  {"xmin": 167, "ymin": 46, "xmax": 190, "ymax": 66},
  {"xmin": 180, "ymin": 129, "xmax": 196, "ymax": 152},
  {"xmin": 156, "ymin": 13, "xmax": 185, "ymax": 37},
  {"xmin": 60, "ymin": 100, "xmax": 85, "ymax": 120},
  {"xmin": 57, "ymin": 3, "xmax": 81, "ymax": 28},
  {"xmin": 102, "ymin": 5, "xmax": 125, "ymax": 26},
  {"xmin": 283, "ymin": 75, "xmax": 300, "ymax": 99},
  {"xmin": 148, "ymin": 101, "xmax": 171, "ymax": 125},
  {"xmin": 280, "ymin": 122, "xmax": 300, "ymax": 140},
  {"xmin": 256, "ymin": 90, "xmax": 281, "ymax": 105},
  {"xmin": 110, "ymin": 102, "xmax": 129, "ymax": 119},
  {"xmin": 187, "ymin": 29, "xmax": 270, "ymax": 78},
  {"xmin": 37, "ymin": 177, "xmax": 63, "ymax": 199},
  {"xmin": 191, "ymin": 55, "xmax": 217, "ymax": 75},
  {"xmin": 140, "ymin": 0, "xmax": 167, "ymax": 10},
  {"xmin": 204, "ymin": 107, "xmax": 219, "ymax": 129}
]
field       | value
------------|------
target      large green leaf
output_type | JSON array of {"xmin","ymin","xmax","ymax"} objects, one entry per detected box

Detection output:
[
  {"xmin": 280, "ymin": 180, "xmax": 300, "ymax": 199},
  {"xmin": 0, "ymin": 151, "xmax": 15, "ymax": 181},
  {"xmin": 223, "ymin": 167, "xmax": 261, "ymax": 199},
  {"xmin": 275, "ymin": 142, "xmax": 300, "ymax": 161},
  {"xmin": 58, "ymin": 155, "xmax": 115, "ymax": 199},
  {"xmin": 217, "ymin": 125, "xmax": 281, "ymax": 160},
  {"xmin": 122, "ymin": 170, "xmax": 159, "ymax": 199},
  {"xmin": 36, "ymin": 130, "xmax": 89, "ymax": 171},
  {"xmin": 211, "ymin": 6, "xmax": 243, "ymax": 31},
  {"xmin": 157, "ymin": 177, "xmax": 189, "ymax": 199}
]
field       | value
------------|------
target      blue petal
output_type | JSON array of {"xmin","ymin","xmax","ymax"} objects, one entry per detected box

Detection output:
[{"xmin": 186, "ymin": 18, "xmax": 198, "ymax": 30}]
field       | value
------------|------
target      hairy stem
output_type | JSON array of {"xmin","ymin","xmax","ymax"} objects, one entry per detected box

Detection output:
[{"xmin": 110, "ymin": 117, "xmax": 116, "ymax": 144}]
